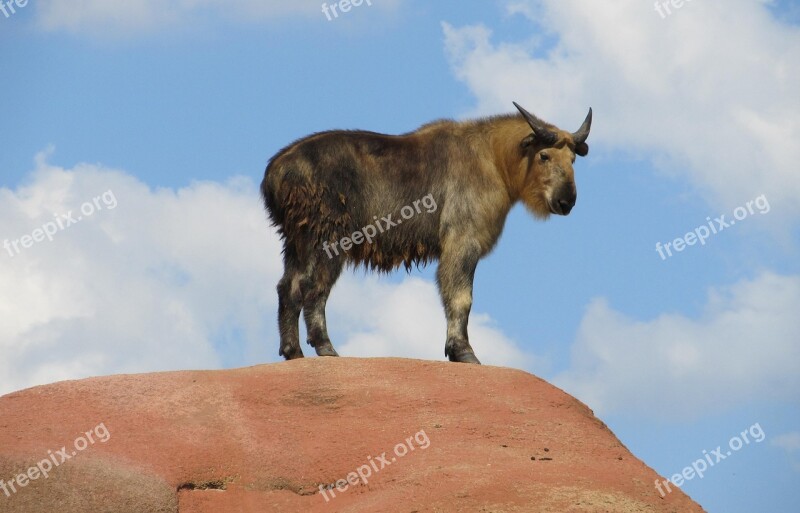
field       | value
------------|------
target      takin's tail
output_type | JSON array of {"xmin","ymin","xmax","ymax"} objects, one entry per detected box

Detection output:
[{"xmin": 261, "ymin": 158, "xmax": 285, "ymax": 230}]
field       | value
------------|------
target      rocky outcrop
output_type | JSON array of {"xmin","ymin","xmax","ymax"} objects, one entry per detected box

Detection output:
[{"xmin": 0, "ymin": 357, "xmax": 705, "ymax": 512}]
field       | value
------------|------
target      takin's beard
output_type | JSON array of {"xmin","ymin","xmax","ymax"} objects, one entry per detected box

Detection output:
[{"xmin": 519, "ymin": 177, "xmax": 553, "ymax": 219}]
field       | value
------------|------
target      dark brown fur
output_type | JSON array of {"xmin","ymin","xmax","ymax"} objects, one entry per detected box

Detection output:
[{"xmin": 261, "ymin": 103, "xmax": 592, "ymax": 363}]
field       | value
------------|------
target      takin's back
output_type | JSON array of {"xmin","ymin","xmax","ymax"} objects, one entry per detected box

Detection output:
[{"xmin": 261, "ymin": 129, "xmax": 453, "ymax": 271}]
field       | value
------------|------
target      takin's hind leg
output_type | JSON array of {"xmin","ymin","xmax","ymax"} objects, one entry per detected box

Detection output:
[
  {"xmin": 301, "ymin": 254, "xmax": 344, "ymax": 357},
  {"xmin": 277, "ymin": 250, "xmax": 305, "ymax": 360}
]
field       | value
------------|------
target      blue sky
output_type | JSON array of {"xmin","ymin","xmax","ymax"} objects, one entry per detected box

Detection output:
[{"xmin": 1, "ymin": 1, "xmax": 799, "ymax": 511}]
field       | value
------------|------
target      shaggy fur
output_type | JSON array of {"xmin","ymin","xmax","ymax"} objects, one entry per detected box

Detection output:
[{"xmin": 261, "ymin": 103, "xmax": 592, "ymax": 363}]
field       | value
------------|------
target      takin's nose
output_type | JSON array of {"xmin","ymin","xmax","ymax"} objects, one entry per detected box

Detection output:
[{"xmin": 557, "ymin": 198, "xmax": 575, "ymax": 215}]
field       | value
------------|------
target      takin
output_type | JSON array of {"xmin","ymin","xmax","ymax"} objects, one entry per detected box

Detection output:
[{"xmin": 261, "ymin": 102, "xmax": 592, "ymax": 364}]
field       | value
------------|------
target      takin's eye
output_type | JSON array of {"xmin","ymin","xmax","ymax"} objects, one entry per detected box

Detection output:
[{"xmin": 539, "ymin": 152, "xmax": 550, "ymax": 162}]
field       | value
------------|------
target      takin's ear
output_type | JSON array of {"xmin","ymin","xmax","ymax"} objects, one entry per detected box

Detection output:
[
  {"xmin": 575, "ymin": 142, "xmax": 589, "ymax": 157},
  {"xmin": 521, "ymin": 131, "xmax": 558, "ymax": 151},
  {"xmin": 520, "ymin": 134, "xmax": 536, "ymax": 149}
]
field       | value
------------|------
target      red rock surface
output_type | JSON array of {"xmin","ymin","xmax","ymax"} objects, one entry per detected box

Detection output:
[{"xmin": 0, "ymin": 358, "xmax": 705, "ymax": 512}]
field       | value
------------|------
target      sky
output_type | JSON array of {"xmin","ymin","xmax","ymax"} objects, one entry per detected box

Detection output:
[{"xmin": 1, "ymin": 0, "xmax": 798, "ymax": 511}]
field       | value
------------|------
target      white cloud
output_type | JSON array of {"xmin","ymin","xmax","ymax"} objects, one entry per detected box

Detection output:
[
  {"xmin": 553, "ymin": 272, "xmax": 800, "ymax": 419},
  {"xmin": 0, "ymin": 151, "xmax": 527, "ymax": 396},
  {"xmin": 35, "ymin": 0, "xmax": 401, "ymax": 36},
  {"xmin": 443, "ymin": 0, "xmax": 800, "ymax": 221},
  {"xmin": 772, "ymin": 432, "xmax": 800, "ymax": 453},
  {"xmin": 772, "ymin": 431, "xmax": 800, "ymax": 471},
  {"xmin": 330, "ymin": 276, "xmax": 534, "ymax": 368},
  {"xmin": 0, "ymin": 151, "xmax": 281, "ymax": 395}
]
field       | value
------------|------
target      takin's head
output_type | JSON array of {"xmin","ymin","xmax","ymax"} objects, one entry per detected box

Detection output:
[{"xmin": 513, "ymin": 101, "xmax": 592, "ymax": 218}]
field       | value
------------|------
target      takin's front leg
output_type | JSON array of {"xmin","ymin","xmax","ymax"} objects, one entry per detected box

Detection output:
[{"xmin": 437, "ymin": 238, "xmax": 482, "ymax": 364}]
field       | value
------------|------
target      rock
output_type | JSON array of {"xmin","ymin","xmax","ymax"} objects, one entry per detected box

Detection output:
[{"xmin": 0, "ymin": 358, "xmax": 705, "ymax": 512}]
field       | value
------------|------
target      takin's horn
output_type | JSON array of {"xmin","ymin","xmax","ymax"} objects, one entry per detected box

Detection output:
[
  {"xmin": 572, "ymin": 108, "xmax": 592, "ymax": 156},
  {"xmin": 572, "ymin": 108, "xmax": 593, "ymax": 145},
  {"xmin": 513, "ymin": 101, "xmax": 557, "ymax": 145}
]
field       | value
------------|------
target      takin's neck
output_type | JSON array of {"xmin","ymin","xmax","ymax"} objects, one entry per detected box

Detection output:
[{"xmin": 482, "ymin": 115, "xmax": 535, "ymax": 203}]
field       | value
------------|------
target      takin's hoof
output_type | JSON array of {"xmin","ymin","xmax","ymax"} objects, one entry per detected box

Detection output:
[
  {"xmin": 445, "ymin": 338, "xmax": 482, "ymax": 364},
  {"xmin": 449, "ymin": 351, "xmax": 481, "ymax": 364},
  {"xmin": 450, "ymin": 351, "xmax": 481, "ymax": 365},
  {"xmin": 311, "ymin": 341, "xmax": 340, "ymax": 357},
  {"xmin": 279, "ymin": 346, "xmax": 305, "ymax": 360}
]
